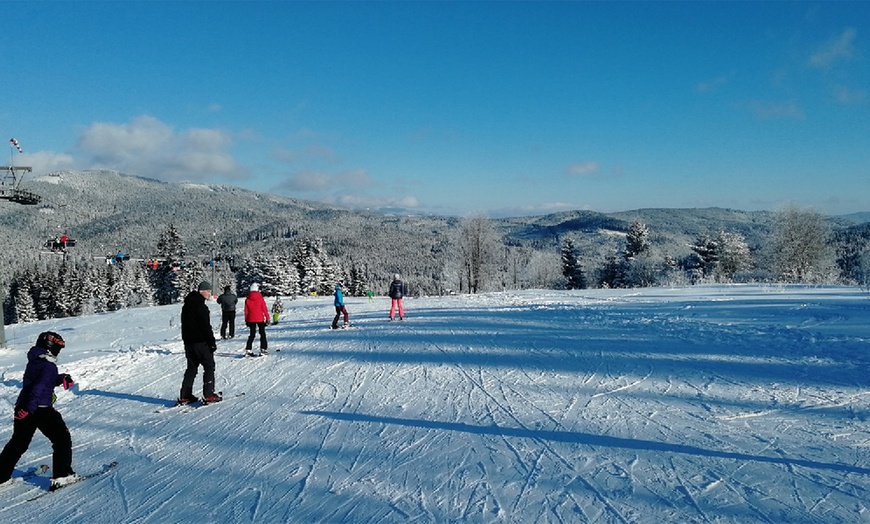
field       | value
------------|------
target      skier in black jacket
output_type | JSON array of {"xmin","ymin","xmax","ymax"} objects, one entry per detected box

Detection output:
[
  {"xmin": 216, "ymin": 285, "xmax": 238, "ymax": 339},
  {"xmin": 388, "ymin": 274, "xmax": 407, "ymax": 320},
  {"xmin": 178, "ymin": 281, "xmax": 221, "ymax": 404}
]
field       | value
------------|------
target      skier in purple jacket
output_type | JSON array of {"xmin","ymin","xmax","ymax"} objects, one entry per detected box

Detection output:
[{"xmin": 0, "ymin": 332, "xmax": 77, "ymax": 489}]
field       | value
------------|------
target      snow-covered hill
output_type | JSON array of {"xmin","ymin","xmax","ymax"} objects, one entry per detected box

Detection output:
[{"xmin": 1, "ymin": 285, "xmax": 869, "ymax": 523}]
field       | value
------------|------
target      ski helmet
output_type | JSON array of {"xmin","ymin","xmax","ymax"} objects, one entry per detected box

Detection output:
[{"xmin": 36, "ymin": 331, "xmax": 65, "ymax": 356}]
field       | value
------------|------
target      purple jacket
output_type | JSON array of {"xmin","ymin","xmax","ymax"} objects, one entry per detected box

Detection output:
[{"xmin": 15, "ymin": 346, "xmax": 63, "ymax": 414}]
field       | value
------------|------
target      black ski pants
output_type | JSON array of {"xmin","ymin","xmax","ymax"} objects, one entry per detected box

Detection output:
[
  {"xmin": 220, "ymin": 310, "xmax": 236, "ymax": 338},
  {"xmin": 245, "ymin": 322, "xmax": 267, "ymax": 351},
  {"xmin": 180, "ymin": 341, "xmax": 216, "ymax": 399},
  {"xmin": 0, "ymin": 407, "xmax": 74, "ymax": 483}
]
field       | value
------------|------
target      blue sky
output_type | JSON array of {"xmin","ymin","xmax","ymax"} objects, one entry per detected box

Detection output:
[{"xmin": 1, "ymin": 1, "xmax": 867, "ymax": 218}]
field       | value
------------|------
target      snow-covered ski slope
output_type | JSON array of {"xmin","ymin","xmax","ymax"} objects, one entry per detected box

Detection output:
[{"xmin": 1, "ymin": 285, "xmax": 869, "ymax": 523}]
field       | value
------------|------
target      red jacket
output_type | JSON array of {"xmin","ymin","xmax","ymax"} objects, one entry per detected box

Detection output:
[{"xmin": 244, "ymin": 291, "xmax": 269, "ymax": 323}]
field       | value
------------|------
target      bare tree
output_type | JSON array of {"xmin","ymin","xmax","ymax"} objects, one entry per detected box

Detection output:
[
  {"xmin": 458, "ymin": 215, "xmax": 503, "ymax": 293},
  {"xmin": 771, "ymin": 205, "xmax": 836, "ymax": 283}
]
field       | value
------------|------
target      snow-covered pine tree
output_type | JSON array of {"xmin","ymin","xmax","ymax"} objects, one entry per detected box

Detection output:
[
  {"xmin": 560, "ymin": 237, "xmax": 587, "ymax": 290},
  {"xmin": 149, "ymin": 224, "xmax": 188, "ymax": 304},
  {"xmin": 11, "ymin": 269, "xmax": 37, "ymax": 323},
  {"xmin": 715, "ymin": 230, "xmax": 752, "ymax": 281},
  {"xmin": 53, "ymin": 260, "xmax": 77, "ymax": 317},
  {"xmin": 235, "ymin": 258, "xmax": 260, "ymax": 295},
  {"xmin": 130, "ymin": 263, "xmax": 155, "ymax": 307},
  {"xmin": 294, "ymin": 238, "xmax": 340, "ymax": 295},
  {"xmin": 276, "ymin": 253, "xmax": 300, "ymax": 297},
  {"xmin": 347, "ymin": 260, "xmax": 367, "ymax": 297},
  {"xmin": 156, "ymin": 224, "xmax": 185, "ymax": 260},
  {"xmin": 254, "ymin": 253, "xmax": 283, "ymax": 296},
  {"xmin": 70, "ymin": 265, "xmax": 96, "ymax": 316},
  {"xmin": 175, "ymin": 262, "xmax": 208, "ymax": 298},
  {"xmin": 688, "ymin": 233, "xmax": 718, "ymax": 282},
  {"xmin": 624, "ymin": 220, "xmax": 651, "ymax": 261}
]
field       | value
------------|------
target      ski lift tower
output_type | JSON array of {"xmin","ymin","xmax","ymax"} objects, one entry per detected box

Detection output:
[
  {"xmin": 0, "ymin": 165, "xmax": 40, "ymax": 205},
  {"xmin": 0, "ymin": 164, "xmax": 41, "ymax": 346}
]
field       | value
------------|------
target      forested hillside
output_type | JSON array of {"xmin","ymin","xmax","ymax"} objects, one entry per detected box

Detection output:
[{"xmin": 1, "ymin": 170, "xmax": 867, "ymax": 325}]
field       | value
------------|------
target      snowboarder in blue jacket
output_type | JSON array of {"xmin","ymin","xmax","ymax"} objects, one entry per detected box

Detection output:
[
  {"xmin": 0, "ymin": 332, "xmax": 78, "ymax": 489},
  {"xmin": 332, "ymin": 282, "xmax": 350, "ymax": 329}
]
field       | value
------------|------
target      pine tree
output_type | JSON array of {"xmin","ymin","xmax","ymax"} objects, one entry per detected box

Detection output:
[
  {"xmin": 294, "ymin": 238, "xmax": 339, "ymax": 295},
  {"xmin": 157, "ymin": 224, "xmax": 185, "ymax": 260},
  {"xmin": 347, "ymin": 260, "xmax": 367, "ymax": 297},
  {"xmin": 624, "ymin": 221, "xmax": 651, "ymax": 261},
  {"xmin": 715, "ymin": 230, "xmax": 752, "ymax": 281},
  {"xmin": 560, "ymin": 237, "xmax": 586, "ymax": 290},
  {"xmin": 12, "ymin": 270, "xmax": 37, "ymax": 323}
]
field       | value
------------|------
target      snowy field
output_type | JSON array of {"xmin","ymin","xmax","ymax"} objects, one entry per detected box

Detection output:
[{"xmin": 1, "ymin": 285, "xmax": 869, "ymax": 523}]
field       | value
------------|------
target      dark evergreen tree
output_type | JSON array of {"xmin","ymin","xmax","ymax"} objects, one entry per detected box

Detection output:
[
  {"xmin": 157, "ymin": 224, "xmax": 185, "ymax": 259},
  {"xmin": 294, "ymin": 238, "xmax": 340, "ymax": 295},
  {"xmin": 347, "ymin": 260, "xmax": 367, "ymax": 297},
  {"xmin": 149, "ymin": 224, "xmax": 188, "ymax": 304},
  {"xmin": 689, "ymin": 233, "xmax": 718, "ymax": 280},
  {"xmin": 624, "ymin": 221, "xmax": 651, "ymax": 261},
  {"xmin": 560, "ymin": 237, "xmax": 586, "ymax": 290}
]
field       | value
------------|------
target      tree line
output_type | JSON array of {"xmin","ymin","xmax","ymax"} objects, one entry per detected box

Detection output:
[{"xmin": 4, "ymin": 206, "xmax": 869, "ymax": 325}]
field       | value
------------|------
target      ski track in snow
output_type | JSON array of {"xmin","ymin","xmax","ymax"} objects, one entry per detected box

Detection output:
[{"xmin": 0, "ymin": 285, "xmax": 869, "ymax": 523}]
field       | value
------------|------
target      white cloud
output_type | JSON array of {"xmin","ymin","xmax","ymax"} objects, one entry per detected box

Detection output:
[
  {"xmin": 77, "ymin": 115, "xmax": 246, "ymax": 182},
  {"xmin": 747, "ymin": 99, "xmax": 805, "ymax": 120},
  {"xmin": 833, "ymin": 84, "xmax": 867, "ymax": 104},
  {"xmin": 333, "ymin": 193, "xmax": 419, "ymax": 210},
  {"xmin": 696, "ymin": 74, "xmax": 730, "ymax": 93},
  {"xmin": 16, "ymin": 151, "xmax": 77, "ymax": 174},
  {"xmin": 272, "ymin": 144, "xmax": 338, "ymax": 164},
  {"xmin": 809, "ymin": 28, "xmax": 857, "ymax": 68},
  {"xmin": 280, "ymin": 170, "xmax": 333, "ymax": 192},
  {"xmin": 279, "ymin": 168, "xmax": 373, "ymax": 193},
  {"xmin": 565, "ymin": 161, "xmax": 600, "ymax": 177}
]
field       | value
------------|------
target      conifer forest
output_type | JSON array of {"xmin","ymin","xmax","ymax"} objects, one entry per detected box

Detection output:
[{"xmin": 2, "ymin": 171, "xmax": 868, "ymax": 325}]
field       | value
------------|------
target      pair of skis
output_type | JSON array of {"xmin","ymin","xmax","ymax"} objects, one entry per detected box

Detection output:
[
  {"xmin": 2, "ymin": 462, "xmax": 119, "ymax": 502},
  {"xmin": 154, "ymin": 392, "xmax": 245, "ymax": 413}
]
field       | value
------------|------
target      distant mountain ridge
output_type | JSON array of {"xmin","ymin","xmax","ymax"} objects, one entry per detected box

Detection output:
[{"xmin": 1, "ymin": 170, "xmax": 865, "ymax": 291}]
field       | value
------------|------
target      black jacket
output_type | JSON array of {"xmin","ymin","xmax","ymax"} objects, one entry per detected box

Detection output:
[
  {"xmin": 388, "ymin": 279, "xmax": 407, "ymax": 299},
  {"xmin": 217, "ymin": 292, "xmax": 238, "ymax": 312},
  {"xmin": 181, "ymin": 291, "xmax": 216, "ymax": 346}
]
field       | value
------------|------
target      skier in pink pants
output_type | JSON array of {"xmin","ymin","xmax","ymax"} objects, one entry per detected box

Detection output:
[{"xmin": 388, "ymin": 274, "xmax": 407, "ymax": 320}]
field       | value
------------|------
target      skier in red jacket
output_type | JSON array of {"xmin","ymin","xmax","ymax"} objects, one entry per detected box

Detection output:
[{"xmin": 243, "ymin": 283, "xmax": 269, "ymax": 357}]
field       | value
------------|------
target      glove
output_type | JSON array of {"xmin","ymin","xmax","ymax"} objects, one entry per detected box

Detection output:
[
  {"xmin": 60, "ymin": 374, "xmax": 75, "ymax": 390},
  {"xmin": 14, "ymin": 408, "xmax": 29, "ymax": 421},
  {"xmin": 209, "ymin": 342, "xmax": 217, "ymax": 353}
]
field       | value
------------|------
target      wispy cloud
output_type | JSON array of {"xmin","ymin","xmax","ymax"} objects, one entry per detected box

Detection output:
[
  {"xmin": 271, "ymin": 145, "xmax": 338, "ymax": 164},
  {"xmin": 747, "ymin": 99, "xmax": 805, "ymax": 120},
  {"xmin": 277, "ymin": 169, "xmax": 373, "ymax": 193},
  {"xmin": 275, "ymin": 168, "xmax": 421, "ymax": 211},
  {"xmin": 565, "ymin": 161, "xmax": 600, "ymax": 177},
  {"xmin": 334, "ymin": 193, "xmax": 419, "ymax": 210},
  {"xmin": 696, "ymin": 74, "xmax": 730, "ymax": 93},
  {"xmin": 77, "ymin": 115, "xmax": 246, "ymax": 182},
  {"xmin": 832, "ymin": 84, "xmax": 867, "ymax": 104},
  {"xmin": 808, "ymin": 28, "xmax": 857, "ymax": 68}
]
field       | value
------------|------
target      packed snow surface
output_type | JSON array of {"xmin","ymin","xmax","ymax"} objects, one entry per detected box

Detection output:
[{"xmin": 1, "ymin": 285, "xmax": 869, "ymax": 523}]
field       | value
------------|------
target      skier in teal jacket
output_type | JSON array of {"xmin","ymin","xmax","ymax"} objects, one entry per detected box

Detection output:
[{"xmin": 332, "ymin": 282, "xmax": 350, "ymax": 329}]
